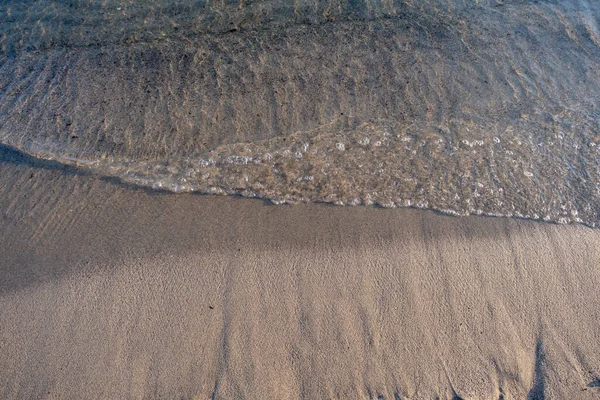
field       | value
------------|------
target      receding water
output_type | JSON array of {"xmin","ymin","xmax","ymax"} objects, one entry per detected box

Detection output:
[{"xmin": 1, "ymin": 0, "xmax": 599, "ymax": 226}]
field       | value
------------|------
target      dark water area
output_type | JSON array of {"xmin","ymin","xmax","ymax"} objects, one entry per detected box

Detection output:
[{"xmin": 1, "ymin": 0, "xmax": 599, "ymax": 226}]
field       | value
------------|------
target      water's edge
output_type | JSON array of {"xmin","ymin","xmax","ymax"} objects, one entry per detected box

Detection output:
[{"xmin": 1, "ymin": 141, "xmax": 597, "ymax": 229}]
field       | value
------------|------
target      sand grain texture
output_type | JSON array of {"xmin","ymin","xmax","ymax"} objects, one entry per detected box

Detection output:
[{"xmin": 1, "ymin": 152, "xmax": 600, "ymax": 399}]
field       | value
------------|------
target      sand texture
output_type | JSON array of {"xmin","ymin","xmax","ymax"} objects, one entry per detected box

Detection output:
[{"xmin": 1, "ymin": 149, "xmax": 600, "ymax": 399}]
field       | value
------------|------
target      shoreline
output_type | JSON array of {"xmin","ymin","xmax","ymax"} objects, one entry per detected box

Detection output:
[{"xmin": 1, "ymin": 142, "xmax": 595, "ymax": 231}]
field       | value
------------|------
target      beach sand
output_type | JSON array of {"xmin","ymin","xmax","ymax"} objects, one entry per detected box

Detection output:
[{"xmin": 1, "ymin": 149, "xmax": 600, "ymax": 399}]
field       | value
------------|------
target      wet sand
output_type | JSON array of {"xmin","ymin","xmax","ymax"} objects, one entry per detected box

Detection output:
[{"xmin": 1, "ymin": 149, "xmax": 600, "ymax": 399}]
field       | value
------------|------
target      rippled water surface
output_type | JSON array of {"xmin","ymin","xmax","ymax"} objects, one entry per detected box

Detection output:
[{"xmin": 1, "ymin": 0, "xmax": 599, "ymax": 226}]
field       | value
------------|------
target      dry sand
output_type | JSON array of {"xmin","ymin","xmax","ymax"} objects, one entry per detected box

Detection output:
[{"xmin": 1, "ymin": 149, "xmax": 600, "ymax": 399}]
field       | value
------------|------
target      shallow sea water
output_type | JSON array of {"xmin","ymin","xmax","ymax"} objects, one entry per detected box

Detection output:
[{"xmin": 1, "ymin": 0, "xmax": 599, "ymax": 226}]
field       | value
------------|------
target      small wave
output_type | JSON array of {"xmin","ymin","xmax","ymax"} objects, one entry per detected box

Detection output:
[{"xmin": 1, "ymin": 0, "xmax": 599, "ymax": 227}]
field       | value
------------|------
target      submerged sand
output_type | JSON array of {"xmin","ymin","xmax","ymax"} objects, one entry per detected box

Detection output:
[
  {"xmin": 1, "ymin": 150, "xmax": 600, "ymax": 399},
  {"xmin": 2, "ymin": 1, "xmax": 600, "ymax": 226}
]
